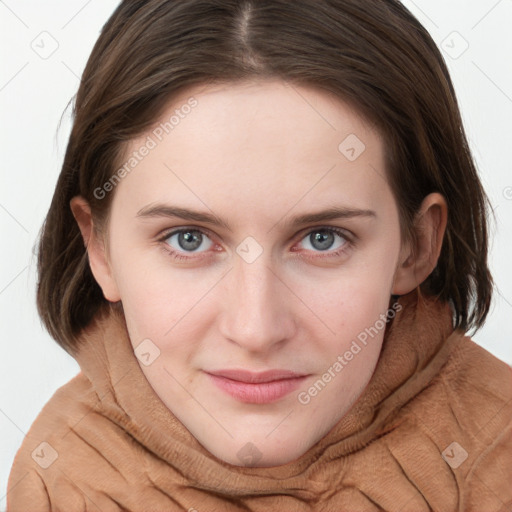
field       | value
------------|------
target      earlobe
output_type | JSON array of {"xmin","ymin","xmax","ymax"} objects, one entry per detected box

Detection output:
[
  {"xmin": 70, "ymin": 196, "xmax": 121, "ymax": 302},
  {"xmin": 392, "ymin": 193, "xmax": 448, "ymax": 295}
]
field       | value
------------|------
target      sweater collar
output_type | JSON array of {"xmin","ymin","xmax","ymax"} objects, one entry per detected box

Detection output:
[{"xmin": 74, "ymin": 288, "xmax": 463, "ymax": 492}]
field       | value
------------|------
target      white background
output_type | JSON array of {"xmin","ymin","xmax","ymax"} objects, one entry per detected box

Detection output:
[{"xmin": 1, "ymin": 0, "xmax": 511, "ymax": 508}]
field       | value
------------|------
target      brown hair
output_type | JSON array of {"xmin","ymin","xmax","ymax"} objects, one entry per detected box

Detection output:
[{"xmin": 37, "ymin": 0, "xmax": 493, "ymax": 354}]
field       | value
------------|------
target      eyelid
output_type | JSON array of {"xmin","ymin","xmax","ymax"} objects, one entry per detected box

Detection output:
[
  {"xmin": 157, "ymin": 225, "xmax": 217, "ymax": 243},
  {"xmin": 295, "ymin": 224, "xmax": 354, "ymax": 243}
]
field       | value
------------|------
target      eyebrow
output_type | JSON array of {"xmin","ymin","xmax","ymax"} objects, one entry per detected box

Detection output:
[{"xmin": 135, "ymin": 203, "xmax": 377, "ymax": 231}]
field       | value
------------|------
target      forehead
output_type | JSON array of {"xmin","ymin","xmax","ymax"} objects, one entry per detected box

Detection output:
[
  {"xmin": 111, "ymin": 79, "xmax": 392, "ymax": 224},
  {"xmin": 160, "ymin": 78, "xmax": 377, "ymax": 159}
]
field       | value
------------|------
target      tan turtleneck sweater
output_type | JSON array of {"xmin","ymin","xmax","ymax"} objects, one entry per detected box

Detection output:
[{"xmin": 7, "ymin": 290, "xmax": 512, "ymax": 511}]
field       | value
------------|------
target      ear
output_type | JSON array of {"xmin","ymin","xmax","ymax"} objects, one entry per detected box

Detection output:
[
  {"xmin": 70, "ymin": 196, "xmax": 121, "ymax": 302},
  {"xmin": 392, "ymin": 192, "xmax": 448, "ymax": 295}
]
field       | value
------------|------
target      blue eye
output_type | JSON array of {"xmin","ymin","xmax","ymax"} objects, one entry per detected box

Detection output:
[
  {"xmin": 164, "ymin": 229, "xmax": 214, "ymax": 253},
  {"xmin": 298, "ymin": 228, "xmax": 349, "ymax": 252}
]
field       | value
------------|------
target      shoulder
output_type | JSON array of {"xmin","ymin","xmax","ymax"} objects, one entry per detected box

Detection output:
[
  {"xmin": 434, "ymin": 335, "xmax": 512, "ymax": 445},
  {"xmin": 441, "ymin": 334, "xmax": 511, "ymax": 399},
  {"xmin": 9, "ymin": 371, "xmax": 100, "ymax": 460},
  {"xmin": 404, "ymin": 333, "xmax": 511, "ymax": 433},
  {"xmin": 6, "ymin": 372, "xmax": 120, "ymax": 511},
  {"xmin": 440, "ymin": 337, "xmax": 512, "ymax": 510},
  {"xmin": 6, "ymin": 369, "xmax": 190, "ymax": 511},
  {"xmin": 390, "ymin": 334, "xmax": 512, "ymax": 510}
]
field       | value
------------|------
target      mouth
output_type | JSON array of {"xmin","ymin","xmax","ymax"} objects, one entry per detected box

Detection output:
[{"xmin": 204, "ymin": 369, "xmax": 309, "ymax": 404}]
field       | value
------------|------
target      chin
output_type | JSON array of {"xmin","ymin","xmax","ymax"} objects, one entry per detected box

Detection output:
[{"xmin": 210, "ymin": 434, "xmax": 311, "ymax": 468}]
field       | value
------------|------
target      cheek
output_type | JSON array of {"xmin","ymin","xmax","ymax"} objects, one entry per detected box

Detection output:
[
  {"xmin": 293, "ymin": 236, "xmax": 399, "ymax": 337},
  {"xmin": 109, "ymin": 245, "xmax": 182, "ymax": 333},
  {"xmin": 111, "ymin": 246, "xmax": 222, "ymax": 354}
]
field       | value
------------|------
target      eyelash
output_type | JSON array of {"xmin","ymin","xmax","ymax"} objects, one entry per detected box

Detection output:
[{"xmin": 156, "ymin": 225, "xmax": 354, "ymax": 262}]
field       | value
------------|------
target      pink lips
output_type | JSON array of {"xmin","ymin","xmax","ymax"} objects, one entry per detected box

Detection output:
[{"xmin": 205, "ymin": 369, "xmax": 308, "ymax": 404}]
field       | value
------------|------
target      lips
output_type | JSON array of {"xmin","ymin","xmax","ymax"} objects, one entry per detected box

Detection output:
[
  {"xmin": 205, "ymin": 369, "xmax": 309, "ymax": 404},
  {"xmin": 206, "ymin": 369, "xmax": 307, "ymax": 383}
]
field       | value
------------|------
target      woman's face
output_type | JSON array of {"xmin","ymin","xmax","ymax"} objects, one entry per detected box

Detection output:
[{"xmin": 101, "ymin": 79, "xmax": 406, "ymax": 467}]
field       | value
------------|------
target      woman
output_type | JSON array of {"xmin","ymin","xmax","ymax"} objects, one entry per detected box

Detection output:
[{"xmin": 8, "ymin": 0, "xmax": 511, "ymax": 510}]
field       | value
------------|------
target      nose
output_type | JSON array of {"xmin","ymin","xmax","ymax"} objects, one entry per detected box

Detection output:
[{"xmin": 217, "ymin": 252, "xmax": 297, "ymax": 354}]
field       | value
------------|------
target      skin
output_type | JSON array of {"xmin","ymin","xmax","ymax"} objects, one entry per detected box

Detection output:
[{"xmin": 71, "ymin": 79, "xmax": 447, "ymax": 467}]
